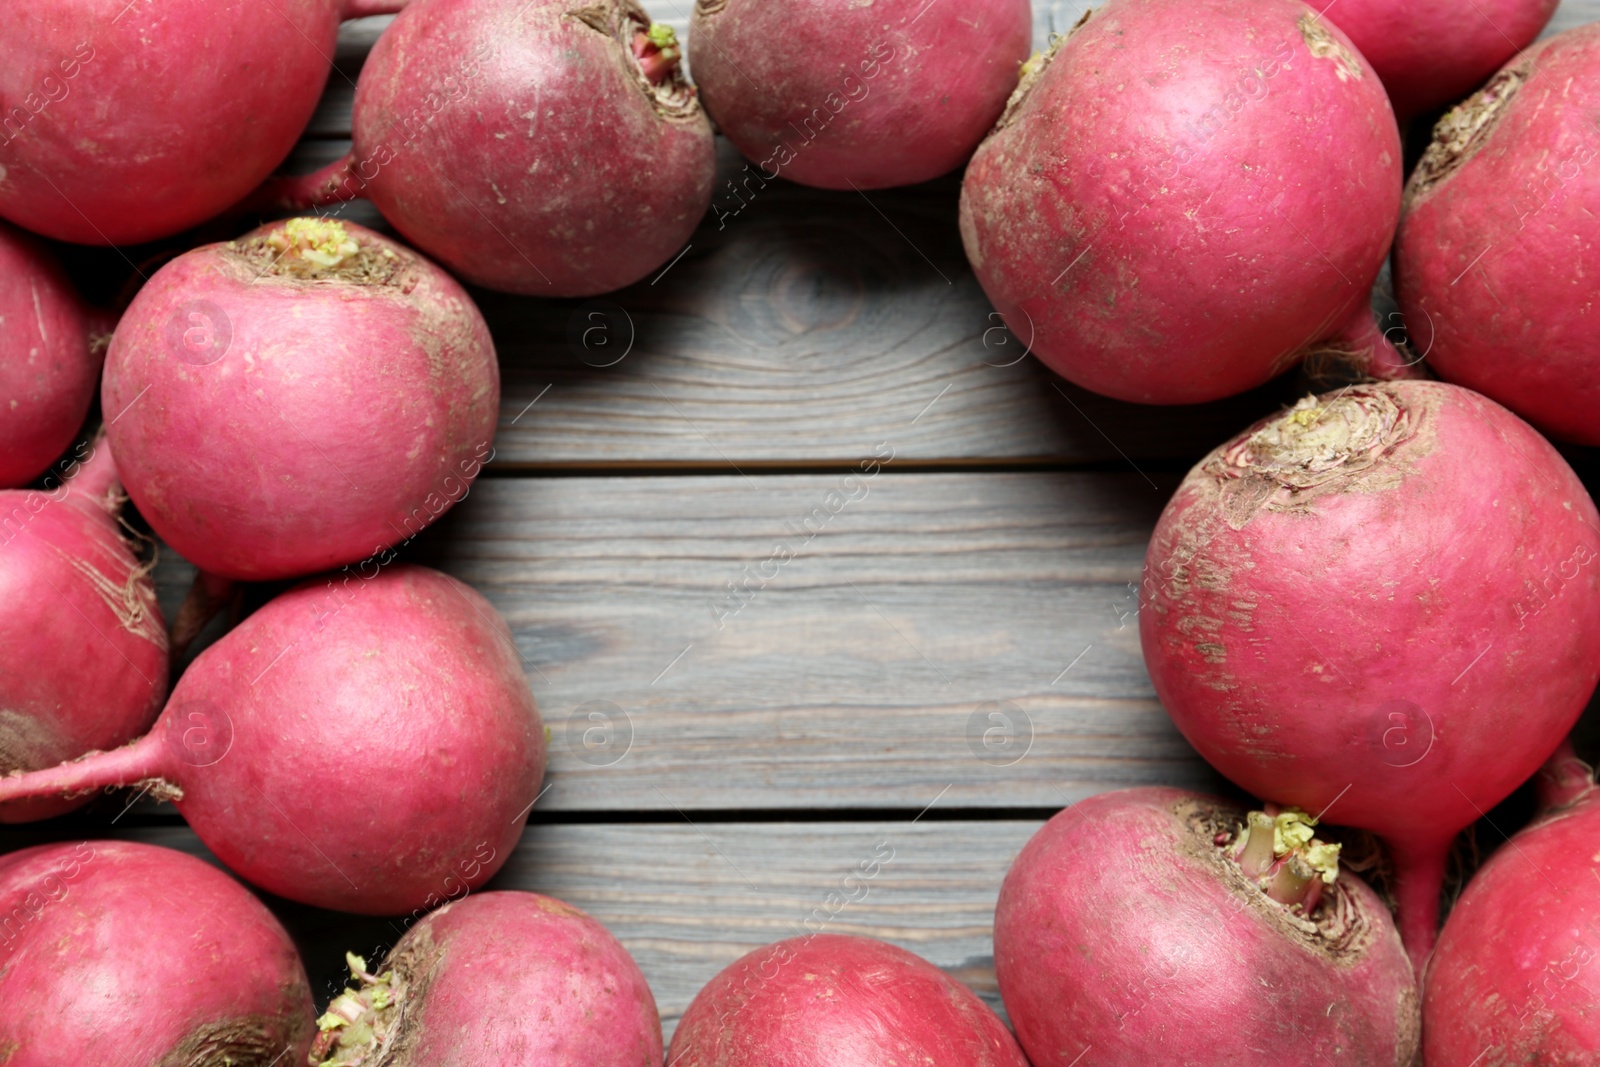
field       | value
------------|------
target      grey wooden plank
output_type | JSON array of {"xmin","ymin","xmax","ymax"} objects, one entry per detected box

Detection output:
[
  {"xmin": 0, "ymin": 819, "xmax": 1042, "ymax": 1039},
  {"xmin": 416, "ymin": 471, "xmax": 1225, "ymax": 810},
  {"xmin": 145, "ymin": 472, "xmax": 1224, "ymax": 813},
  {"xmin": 1549, "ymin": 0, "xmax": 1600, "ymax": 33}
]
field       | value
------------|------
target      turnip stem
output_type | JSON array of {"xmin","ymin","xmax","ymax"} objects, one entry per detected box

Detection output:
[
  {"xmin": 1535, "ymin": 736, "xmax": 1594, "ymax": 813},
  {"xmin": 1265, "ymin": 855, "xmax": 1315, "ymax": 907},
  {"xmin": 1236, "ymin": 810, "xmax": 1277, "ymax": 876},
  {"xmin": 67, "ymin": 434, "xmax": 122, "ymax": 504},
  {"xmin": 632, "ymin": 26, "xmax": 683, "ymax": 85}
]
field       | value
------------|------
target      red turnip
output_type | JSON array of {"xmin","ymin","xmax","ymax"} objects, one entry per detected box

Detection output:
[
  {"xmin": 996, "ymin": 788, "xmax": 1418, "ymax": 1065},
  {"xmin": 0, "ymin": 221, "xmax": 110, "ymax": 488},
  {"xmin": 0, "ymin": 438, "xmax": 166, "ymax": 823},
  {"xmin": 311, "ymin": 891, "xmax": 661, "ymax": 1065},
  {"xmin": 669, "ymin": 933, "xmax": 1027, "ymax": 1066},
  {"xmin": 1140, "ymin": 380, "xmax": 1600, "ymax": 968},
  {"xmin": 0, "ymin": 0, "xmax": 407, "ymax": 246},
  {"xmin": 688, "ymin": 0, "xmax": 1032, "ymax": 190},
  {"xmin": 1394, "ymin": 25, "xmax": 1600, "ymax": 446},
  {"xmin": 0, "ymin": 839, "xmax": 315, "ymax": 1065},
  {"xmin": 0, "ymin": 565, "xmax": 544, "ymax": 915},
  {"xmin": 959, "ymin": 0, "xmax": 1404, "ymax": 405},
  {"xmin": 1323, "ymin": 0, "xmax": 1557, "ymax": 119},
  {"xmin": 102, "ymin": 217, "xmax": 498, "ymax": 582},
  {"xmin": 271, "ymin": 0, "xmax": 715, "ymax": 297},
  {"xmin": 1424, "ymin": 747, "xmax": 1600, "ymax": 1063}
]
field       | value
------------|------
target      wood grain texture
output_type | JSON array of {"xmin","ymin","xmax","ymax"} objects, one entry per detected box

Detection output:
[
  {"xmin": 145, "ymin": 472, "xmax": 1227, "ymax": 814},
  {"xmin": 0, "ymin": 819, "xmax": 1045, "ymax": 1038}
]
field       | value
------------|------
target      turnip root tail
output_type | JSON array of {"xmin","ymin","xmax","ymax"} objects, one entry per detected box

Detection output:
[
  {"xmin": 1304, "ymin": 304, "xmax": 1428, "ymax": 384},
  {"xmin": 341, "ymin": 0, "xmax": 410, "ymax": 17},
  {"xmin": 1331, "ymin": 304, "xmax": 1428, "ymax": 380},
  {"xmin": 0, "ymin": 731, "xmax": 173, "ymax": 807},
  {"xmin": 86, "ymin": 306, "xmax": 120, "ymax": 358},
  {"xmin": 1391, "ymin": 835, "xmax": 1451, "ymax": 976},
  {"xmin": 170, "ymin": 570, "xmax": 241, "ymax": 659},
  {"xmin": 66, "ymin": 434, "xmax": 124, "ymax": 506},
  {"xmin": 249, "ymin": 151, "xmax": 363, "ymax": 213},
  {"xmin": 1535, "ymin": 737, "xmax": 1595, "ymax": 812}
]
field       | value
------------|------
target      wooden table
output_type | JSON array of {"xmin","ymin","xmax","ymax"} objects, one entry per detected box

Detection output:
[{"xmin": 9, "ymin": 0, "xmax": 1600, "ymax": 1042}]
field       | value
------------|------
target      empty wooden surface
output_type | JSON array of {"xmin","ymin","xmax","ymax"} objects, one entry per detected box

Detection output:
[{"xmin": 10, "ymin": 0, "xmax": 1600, "ymax": 1050}]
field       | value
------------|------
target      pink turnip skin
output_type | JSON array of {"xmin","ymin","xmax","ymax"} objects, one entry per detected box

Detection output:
[
  {"xmin": 959, "ymin": 0, "xmax": 1403, "ymax": 405},
  {"xmin": 0, "ymin": 565, "xmax": 544, "ymax": 916},
  {"xmin": 0, "ymin": 439, "xmax": 166, "ymax": 823},
  {"xmin": 278, "ymin": 0, "xmax": 715, "ymax": 297},
  {"xmin": 102, "ymin": 217, "xmax": 498, "ymax": 582},
  {"xmin": 1139, "ymin": 380, "xmax": 1600, "ymax": 969},
  {"xmin": 0, "ymin": 0, "xmax": 406, "ymax": 246},
  {"xmin": 0, "ymin": 840, "xmax": 315, "ymax": 1066},
  {"xmin": 669, "ymin": 933, "xmax": 1028, "ymax": 1067},
  {"xmin": 688, "ymin": 0, "xmax": 1032, "ymax": 190},
  {"xmin": 996, "ymin": 788, "xmax": 1419, "ymax": 1066},
  {"xmin": 1394, "ymin": 26, "xmax": 1600, "ymax": 447},
  {"xmin": 0, "ymin": 222, "xmax": 110, "ymax": 488},
  {"xmin": 1322, "ymin": 0, "xmax": 1557, "ymax": 120},
  {"xmin": 310, "ymin": 892, "xmax": 662, "ymax": 1066},
  {"xmin": 1424, "ymin": 754, "xmax": 1600, "ymax": 1064}
]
